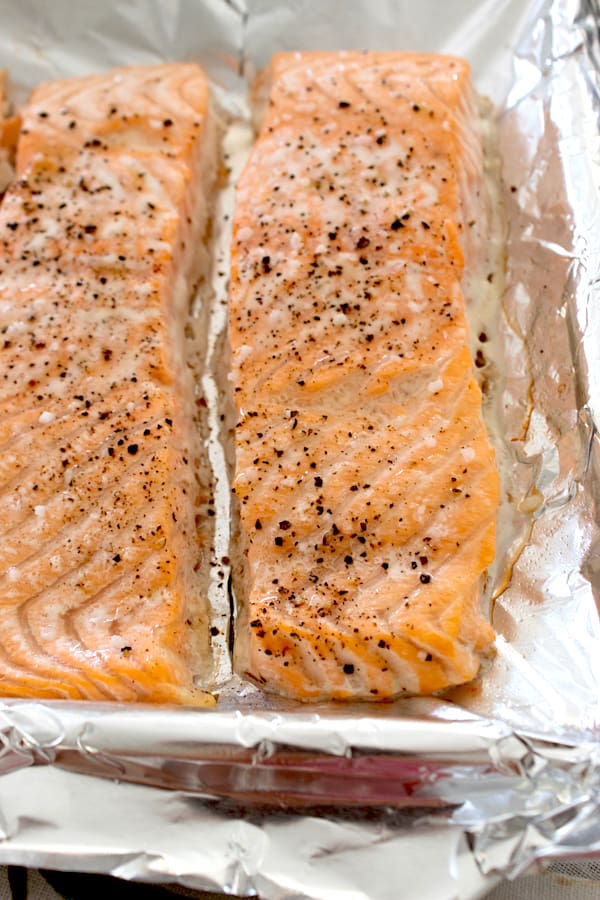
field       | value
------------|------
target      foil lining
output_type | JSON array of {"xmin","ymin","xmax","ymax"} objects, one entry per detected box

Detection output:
[{"xmin": 0, "ymin": 0, "xmax": 598, "ymax": 898}]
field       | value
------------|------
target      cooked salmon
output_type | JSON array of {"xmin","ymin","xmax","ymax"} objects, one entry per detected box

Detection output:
[
  {"xmin": 0, "ymin": 64, "xmax": 217, "ymax": 704},
  {"xmin": 0, "ymin": 71, "xmax": 18, "ymax": 193},
  {"xmin": 229, "ymin": 51, "xmax": 500, "ymax": 701}
]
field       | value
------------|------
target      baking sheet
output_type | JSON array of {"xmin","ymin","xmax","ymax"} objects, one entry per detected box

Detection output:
[{"xmin": 0, "ymin": 0, "xmax": 599, "ymax": 898}]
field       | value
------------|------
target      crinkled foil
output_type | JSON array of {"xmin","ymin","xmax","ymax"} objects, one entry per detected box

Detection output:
[{"xmin": 0, "ymin": 1, "xmax": 599, "ymax": 898}]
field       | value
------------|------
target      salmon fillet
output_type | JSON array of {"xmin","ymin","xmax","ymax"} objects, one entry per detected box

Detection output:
[
  {"xmin": 0, "ymin": 71, "xmax": 18, "ymax": 193},
  {"xmin": 229, "ymin": 51, "xmax": 500, "ymax": 701},
  {"xmin": 0, "ymin": 64, "xmax": 217, "ymax": 704}
]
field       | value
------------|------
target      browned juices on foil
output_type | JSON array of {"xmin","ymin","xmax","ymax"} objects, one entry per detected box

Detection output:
[
  {"xmin": 0, "ymin": 64, "xmax": 217, "ymax": 704},
  {"xmin": 229, "ymin": 51, "xmax": 500, "ymax": 701}
]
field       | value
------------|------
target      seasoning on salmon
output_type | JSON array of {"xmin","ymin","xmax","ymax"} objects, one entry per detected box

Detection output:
[
  {"xmin": 229, "ymin": 51, "xmax": 500, "ymax": 701},
  {"xmin": 0, "ymin": 64, "xmax": 218, "ymax": 704}
]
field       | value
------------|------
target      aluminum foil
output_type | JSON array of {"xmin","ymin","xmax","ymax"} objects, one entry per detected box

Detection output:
[{"xmin": 0, "ymin": 0, "xmax": 599, "ymax": 898}]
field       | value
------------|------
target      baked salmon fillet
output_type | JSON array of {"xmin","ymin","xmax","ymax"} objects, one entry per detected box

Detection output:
[
  {"xmin": 0, "ymin": 70, "xmax": 18, "ymax": 194},
  {"xmin": 229, "ymin": 51, "xmax": 500, "ymax": 701},
  {"xmin": 0, "ymin": 64, "xmax": 217, "ymax": 704}
]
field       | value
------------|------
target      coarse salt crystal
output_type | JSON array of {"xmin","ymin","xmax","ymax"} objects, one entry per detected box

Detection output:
[
  {"xmin": 236, "ymin": 344, "xmax": 253, "ymax": 364},
  {"xmin": 421, "ymin": 182, "xmax": 438, "ymax": 205},
  {"xmin": 427, "ymin": 378, "xmax": 443, "ymax": 393},
  {"xmin": 331, "ymin": 312, "xmax": 348, "ymax": 326},
  {"xmin": 38, "ymin": 410, "xmax": 55, "ymax": 424},
  {"xmin": 461, "ymin": 446, "xmax": 476, "ymax": 462}
]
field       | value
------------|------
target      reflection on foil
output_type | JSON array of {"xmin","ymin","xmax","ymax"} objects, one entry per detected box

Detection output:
[
  {"xmin": 455, "ymin": 0, "xmax": 600, "ymax": 737},
  {"xmin": 458, "ymin": 738, "xmax": 600, "ymax": 878},
  {"xmin": 0, "ymin": 1, "xmax": 597, "ymax": 898},
  {"xmin": 0, "ymin": 703, "xmax": 64, "ymax": 772}
]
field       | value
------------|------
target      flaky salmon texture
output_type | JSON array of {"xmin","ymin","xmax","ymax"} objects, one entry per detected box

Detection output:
[
  {"xmin": 0, "ymin": 64, "xmax": 217, "ymax": 704},
  {"xmin": 229, "ymin": 51, "xmax": 501, "ymax": 701}
]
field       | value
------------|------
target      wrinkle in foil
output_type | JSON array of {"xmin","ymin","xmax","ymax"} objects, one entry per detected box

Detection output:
[
  {"xmin": 453, "ymin": 0, "xmax": 600, "ymax": 736},
  {"xmin": 0, "ymin": 1, "xmax": 597, "ymax": 899}
]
